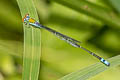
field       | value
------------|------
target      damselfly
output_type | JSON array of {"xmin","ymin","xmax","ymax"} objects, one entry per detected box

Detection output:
[{"xmin": 22, "ymin": 14, "xmax": 110, "ymax": 66}]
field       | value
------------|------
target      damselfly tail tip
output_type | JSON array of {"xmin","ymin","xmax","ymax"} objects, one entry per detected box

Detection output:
[{"xmin": 100, "ymin": 58, "xmax": 110, "ymax": 66}]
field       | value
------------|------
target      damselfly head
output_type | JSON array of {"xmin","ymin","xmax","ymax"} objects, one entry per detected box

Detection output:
[{"xmin": 22, "ymin": 14, "xmax": 30, "ymax": 25}]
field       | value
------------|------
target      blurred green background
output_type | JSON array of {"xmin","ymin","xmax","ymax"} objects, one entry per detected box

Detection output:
[{"xmin": 0, "ymin": 0, "xmax": 120, "ymax": 80}]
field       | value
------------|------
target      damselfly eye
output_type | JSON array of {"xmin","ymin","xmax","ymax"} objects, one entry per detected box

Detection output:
[
  {"xmin": 22, "ymin": 18, "xmax": 25, "ymax": 22},
  {"xmin": 24, "ymin": 19, "xmax": 26, "ymax": 21},
  {"xmin": 26, "ymin": 15, "xmax": 30, "ymax": 18}
]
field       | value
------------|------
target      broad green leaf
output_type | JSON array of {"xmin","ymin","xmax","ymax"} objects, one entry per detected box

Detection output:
[
  {"xmin": 59, "ymin": 55, "xmax": 120, "ymax": 80},
  {"xmin": 16, "ymin": 0, "xmax": 41, "ymax": 80}
]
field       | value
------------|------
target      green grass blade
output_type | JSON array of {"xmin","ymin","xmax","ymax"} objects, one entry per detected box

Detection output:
[
  {"xmin": 52, "ymin": 0, "xmax": 120, "ymax": 29},
  {"xmin": 16, "ymin": 0, "xmax": 41, "ymax": 80},
  {"xmin": 108, "ymin": 0, "xmax": 120, "ymax": 13},
  {"xmin": 59, "ymin": 55, "xmax": 120, "ymax": 80}
]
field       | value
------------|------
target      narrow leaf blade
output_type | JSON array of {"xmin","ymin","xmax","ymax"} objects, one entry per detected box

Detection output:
[
  {"xmin": 59, "ymin": 55, "xmax": 120, "ymax": 80},
  {"xmin": 16, "ymin": 0, "xmax": 41, "ymax": 80}
]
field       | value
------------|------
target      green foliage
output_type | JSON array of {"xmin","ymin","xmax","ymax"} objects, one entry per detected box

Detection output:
[
  {"xmin": 108, "ymin": 0, "xmax": 120, "ymax": 13},
  {"xmin": 60, "ymin": 55, "xmax": 120, "ymax": 80},
  {"xmin": 16, "ymin": 0, "xmax": 41, "ymax": 80},
  {"xmin": 0, "ymin": 0, "xmax": 120, "ymax": 80},
  {"xmin": 52, "ymin": 0, "xmax": 120, "ymax": 28}
]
